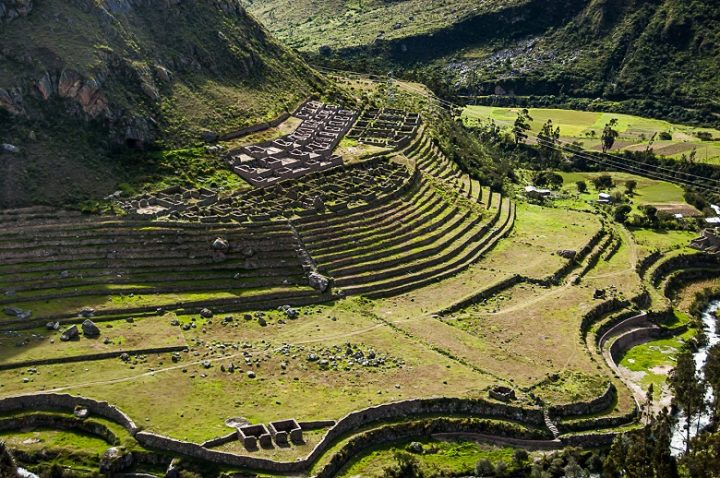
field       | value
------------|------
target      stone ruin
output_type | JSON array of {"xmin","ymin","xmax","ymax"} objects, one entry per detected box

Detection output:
[
  {"xmin": 268, "ymin": 418, "xmax": 303, "ymax": 445},
  {"xmin": 237, "ymin": 424, "xmax": 272, "ymax": 450},
  {"xmin": 489, "ymin": 386, "xmax": 516, "ymax": 402},
  {"xmin": 690, "ymin": 228, "xmax": 720, "ymax": 254},
  {"xmin": 346, "ymin": 108, "xmax": 420, "ymax": 148},
  {"xmin": 116, "ymin": 159, "xmax": 411, "ymax": 224},
  {"xmin": 236, "ymin": 419, "xmax": 303, "ymax": 450},
  {"xmin": 226, "ymin": 100, "xmax": 357, "ymax": 187}
]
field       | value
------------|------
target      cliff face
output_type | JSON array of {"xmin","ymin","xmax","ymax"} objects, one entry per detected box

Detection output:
[{"xmin": 0, "ymin": 0, "xmax": 325, "ymax": 206}]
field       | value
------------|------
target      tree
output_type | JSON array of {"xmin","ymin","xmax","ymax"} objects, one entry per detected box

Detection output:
[
  {"xmin": 513, "ymin": 108, "xmax": 532, "ymax": 146},
  {"xmin": 592, "ymin": 174, "xmax": 614, "ymax": 190},
  {"xmin": 643, "ymin": 383, "xmax": 655, "ymax": 425},
  {"xmin": 681, "ymin": 430, "xmax": 720, "ymax": 477},
  {"xmin": 603, "ymin": 412, "xmax": 678, "ymax": 478},
  {"xmin": 537, "ymin": 119, "xmax": 561, "ymax": 166},
  {"xmin": 625, "ymin": 180, "xmax": 638, "ymax": 194},
  {"xmin": 613, "ymin": 204, "xmax": 632, "ymax": 223},
  {"xmin": 533, "ymin": 170, "xmax": 564, "ymax": 190},
  {"xmin": 576, "ymin": 180, "xmax": 588, "ymax": 193},
  {"xmin": 640, "ymin": 204, "xmax": 658, "ymax": 224},
  {"xmin": 669, "ymin": 349, "xmax": 707, "ymax": 453},
  {"xmin": 601, "ymin": 118, "xmax": 619, "ymax": 153}
]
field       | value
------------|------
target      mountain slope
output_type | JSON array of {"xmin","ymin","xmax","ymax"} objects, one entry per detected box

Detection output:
[
  {"xmin": 0, "ymin": 0, "xmax": 326, "ymax": 206},
  {"xmin": 246, "ymin": 0, "xmax": 719, "ymax": 125}
]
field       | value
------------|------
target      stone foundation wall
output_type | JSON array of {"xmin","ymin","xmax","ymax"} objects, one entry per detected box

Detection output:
[
  {"xmin": 0, "ymin": 345, "xmax": 187, "ymax": 371},
  {"xmin": 0, "ymin": 413, "xmax": 119, "ymax": 444},
  {"xmin": 0, "ymin": 393, "xmax": 138, "ymax": 433}
]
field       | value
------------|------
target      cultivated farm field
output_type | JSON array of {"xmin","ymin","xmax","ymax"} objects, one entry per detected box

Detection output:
[{"xmin": 463, "ymin": 106, "xmax": 720, "ymax": 165}]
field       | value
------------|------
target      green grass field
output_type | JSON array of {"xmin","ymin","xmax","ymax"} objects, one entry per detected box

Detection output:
[
  {"xmin": 619, "ymin": 329, "xmax": 695, "ymax": 393},
  {"xmin": 339, "ymin": 438, "xmax": 522, "ymax": 477},
  {"xmin": 463, "ymin": 106, "xmax": 720, "ymax": 165}
]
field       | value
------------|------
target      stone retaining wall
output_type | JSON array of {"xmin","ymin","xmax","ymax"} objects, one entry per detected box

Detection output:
[
  {"xmin": 0, "ymin": 413, "xmax": 119, "ymax": 445},
  {"xmin": 636, "ymin": 250, "xmax": 662, "ymax": 278},
  {"xmin": 438, "ymin": 275, "xmax": 522, "ymax": 315},
  {"xmin": 0, "ymin": 345, "xmax": 187, "ymax": 371},
  {"xmin": 0, "ymin": 393, "xmax": 138, "ymax": 433},
  {"xmin": 313, "ymin": 418, "xmax": 551, "ymax": 478},
  {"xmin": 549, "ymin": 384, "xmax": 617, "ymax": 418},
  {"xmin": 651, "ymin": 253, "xmax": 720, "ymax": 286}
]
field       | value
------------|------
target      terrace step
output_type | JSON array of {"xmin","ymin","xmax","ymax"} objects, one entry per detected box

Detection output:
[
  {"xmin": 343, "ymin": 199, "xmax": 514, "ymax": 298},
  {"xmin": 312, "ymin": 197, "xmax": 455, "ymax": 261},
  {"xmin": 333, "ymin": 197, "xmax": 509, "ymax": 292},
  {"xmin": 320, "ymin": 206, "xmax": 469, "ymax": 271}
]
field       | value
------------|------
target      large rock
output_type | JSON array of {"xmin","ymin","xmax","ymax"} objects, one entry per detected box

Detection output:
[
  {"xmin": 308, "ymin": 272, "xmax": 330, "ymax": 293},
  {"xmin": 60, "ymin": 325, "xmax": 79, "ymax": 341},
  {"xmin": 99, "ymin": 447, "xmax": 133, "ymax": 474},
  {"xmin": 81, "ymin": 319, "xmax": 100, "ymax": 338},
  {"xmin": 556, "ymin": 249, "xmax": 577, "ymax": 260},
  {"xmin": 1, "ymin": 144, "xmax": 20, "ymax": 154},
  {"xmin": 212, "ymin": 237, "xmax": 230, "ymax": 252}
]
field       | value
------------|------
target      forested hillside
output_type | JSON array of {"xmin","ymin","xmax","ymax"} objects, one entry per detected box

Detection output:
[{"xmin": 246, "ymin": 0, "xmax": 720, "ymax": 125}]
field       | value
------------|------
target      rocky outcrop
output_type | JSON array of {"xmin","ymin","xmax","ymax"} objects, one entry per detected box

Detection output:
[{"xmin": 30, "ymin": 70, "xmax": 110, "ymax": 118}]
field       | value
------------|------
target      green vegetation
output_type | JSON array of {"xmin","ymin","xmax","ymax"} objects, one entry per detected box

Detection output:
[
  {"xmin": 339, "ymin": 439, "xmax": 519, "ymax": 477},
  {"xmin": 619, "ymin": 329, "xmax": 695, "ymax": 393},
  {"xmin": 0, "ymin": 0, "xmax": 327, "ymax": 207},
  {"xmin": 248, "ymin": 0, "xmax": 720, "ymax": 127},
  {"xmin": 463, "ymin": 106, "xmax": 720, "ymax": 165}
]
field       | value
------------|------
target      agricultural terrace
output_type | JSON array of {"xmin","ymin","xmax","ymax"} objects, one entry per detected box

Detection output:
[
  {"xmin": 462, "ymin": 106, "xmax": 720, "ymax": 165},
  {"xmin": 1, "ymin": 82, "xmax": 718, "ymax": 477}
]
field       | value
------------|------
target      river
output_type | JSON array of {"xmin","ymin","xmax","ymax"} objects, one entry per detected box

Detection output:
[{"xmin": 670, "ymin": 299, "xmax": 719, "ymax": 455}]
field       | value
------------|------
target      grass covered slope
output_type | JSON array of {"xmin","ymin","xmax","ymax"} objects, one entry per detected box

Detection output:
[
  {"xmin": 243, "ymin": 0, "xmax": 528, "ymax": 52},
  {"xmin": 247, "ymin": 0, "xmax": 720, "ymax": 125},
  {"xmin": 0, "ymin": 0, "xmax": 325, "ymax": 207}
]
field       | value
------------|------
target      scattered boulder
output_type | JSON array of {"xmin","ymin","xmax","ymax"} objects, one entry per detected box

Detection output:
[
  {"xmin": 593, "ymin": 288, "xmax": 607, "ymax": 299},
  {"xmin": 246, "ymin": 370, "xmax": 256, "ymax": 379},
  {"xmin": 201, "ymin": 360, "xmax": 212, "ymax": 369},
  {"xmin": 1, "ymin": 143, "xmax": 19, "ymax": 154},
  {"xmin": 241, "ymin": 246, "xmax": 255, "ymax": 258},
  {"xmin": 556, "ymin": 250, "xmax": 577, "ymax": 260},
  {"xmin": 3, "ymin": 307, "xmax": 31, "ymax": 319},
  {"xmin": 60, "ymin": 325, "xmax": 79, "ymax": 341},
  {"xmin": 79, "ymin": 307, "xmax": 95, "ymax": 318},
  {"xmin": 211, "ymin": 237, "xmax": 230, "ymax": 252},
  {"xmin": 81, "ymin": 319, "xmax": 100, "ymax": 338},
  {"xmin": 74, "ymin": 406, "xmax": 89, "ymax": 419},
  {"xmin": 279, "ymin": 304, "xmax": 299, "ymax": 319},
  {"xmin": 407, "ymin": 442, "xmax": 423, "ymax": 454},
  {"xmin": 99, "ymin": 446, "xmax": 133, "ymax": 474},
  {"xmin": 200, "ymin": 308, "xmax": 213, "ymax": 319},
  {"xmin": 201, "ymin": 131, "xmax": 219, "ymax": 143},
  {"xmin": 120, "ymin": 353, "xmax": 130, "ymax": 362},
  {"xmin": 308, "ymin": 272, "xmax": 330, "ymax": 293},
  {"xmin": 45, "ymin": 321, "xmax": 59, "ymax": 331}
]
